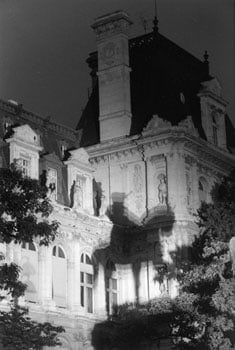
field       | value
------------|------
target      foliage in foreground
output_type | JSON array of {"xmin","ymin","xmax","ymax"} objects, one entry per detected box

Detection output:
[
  {"xmin": 172, "ymin": 172, "xmax": 235, "ymax": 349},
  {"xmin": 0, "ymin": 167, "xmax": 64, "ymax": 349},
  {"xmin": 92, "ymin": 172, "xmax": 235, "ymax": 350}
]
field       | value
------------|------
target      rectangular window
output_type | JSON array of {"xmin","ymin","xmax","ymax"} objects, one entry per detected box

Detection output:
[
  {"xmin": 112, "ymin": 292, "xmax": 117, "ymax": 306},
  {"xmin": 86, "ymin": 273, "xmax": 93, "ymax": 284},
  {"xmin": 106, "ymin": 291, "xmax": 110, "ymax": 313},
  {"xmin": 112, "ymin": 278, "xmax": 117, "ymax": 290},
  {"xmin": 87, "ymin": 287, "xmax": 93, "ymax": 313},
  {"xmin": 106, "ymin": 277, "xmax": 118, "ymax": 315},
  {"xmin": 80, "ymin": 286, "xmax": 84, "ymax": 307},
  {"xmin": 80, "ymin": 272, "xmax": 84, "ymax": 283},
  {"xmin": 18, "ymin": 157, "xmax": 30, "ymax": 177}
]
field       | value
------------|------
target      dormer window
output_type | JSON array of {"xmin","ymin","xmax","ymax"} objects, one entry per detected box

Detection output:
[
  {"xmin": 16, "ymin": 157, "xmax": 31, "ymax": 177},
  {"xmin": 6, "ymin": 124, "xmax": 43, "ymax": 179}
]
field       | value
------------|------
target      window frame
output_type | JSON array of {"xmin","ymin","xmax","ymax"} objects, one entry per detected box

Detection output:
[
  {"xmin": 105, "ymin": 260, "xmax": 118, "ymax": 315},
  {"xmin": 80, "ymin": 253, "xmax": 94, "ymax": 314}
]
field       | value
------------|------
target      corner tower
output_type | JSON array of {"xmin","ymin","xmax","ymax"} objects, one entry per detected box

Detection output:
[{"xmin": 92, "ymin": 11, "xmax": 132, "ymax": 142}]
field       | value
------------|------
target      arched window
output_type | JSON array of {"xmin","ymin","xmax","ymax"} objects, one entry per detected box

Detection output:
[
  {"xmin": 21, "ymin": 242, "xmax": 38, "ymax": 303},
  {"xmin": 80, "ymin": 253, "xmax": 93, "ymax": 313},
  {"xmin": 52, "ymin": 245, "xmax": 67, "ymax": 308},
  {"xmin": 105, "ymin": 260, "xmax": 118, "ymax": 315},
  {"xmin": 198, "ymin": 177, "xmax": 208, "ymax": 203}
]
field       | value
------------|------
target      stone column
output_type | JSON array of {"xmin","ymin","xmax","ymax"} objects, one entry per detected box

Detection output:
[
  {"xmin": 167, "ymin": 150, "xmax": 188, "ymax": 219},
  {"xmin": 38, "ymin": 246, "xmax": 55, "ymax": 310},
  {"xmin": 94, "ymin": 262, "xmax": 106, "ymax": 318},
  {"xmin": 191, "ymin": 160, "xmax": 199, "ymax": 210},
  {"xmin": 67, "ymin": 243, "xmax": 81, "ymax": 313},
  {"xmin": 6, "ymin": 242, "xmax": 14, "ymax": 263}
]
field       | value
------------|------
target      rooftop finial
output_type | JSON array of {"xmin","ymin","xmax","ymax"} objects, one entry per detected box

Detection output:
[
  {"xmin": 203, "ymin": 50, "xmax": 210, "ymax": 78},
  {"xmin": 153, "ymin": 0, "xmax": 159, "ymax": 34},
  {"xmin": 204, "ymin": 50, "xmax": 209, "ymax": 62}
]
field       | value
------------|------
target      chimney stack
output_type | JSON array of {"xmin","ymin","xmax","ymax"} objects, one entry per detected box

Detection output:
[{"xmin": 92, "ymin": 10, "xmax": 132, "ymax": 142}]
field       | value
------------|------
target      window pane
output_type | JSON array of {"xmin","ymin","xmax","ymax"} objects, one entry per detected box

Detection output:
[
  {"xmin": 28, "ymin": 242, "xmax": 36, "ymax": 251},
  {"xmin": 106, "ymin": 291, "xmax": 110, "ymax": 314},
  {"xmin": 52, "ymin": 246, "xmax": 56, "ymax": 256},
  {"xmin": 58, "ymin": 247, "xmax": 65, "ymax": 258},
  {"xmin": 80, "ymin": 272, "xmax": 84, "ymax": 283},
  {"xmin": 22, "ymin": 242, "xmax": 26, "ymax": 249},
  {"xmin": 87, "ymin": 287, "xmax": 93, "ymax": 313},
  {"xmin": 105, "ymin": 277, "xmax": 110, "ymax": 289},
  {"xmin": 80, "ymin": 253, "xmax": 84, "ymax": 263},
  {"xmin": 112, "ymin": 292, "xmax": 117, "ymax": 305},
  {"xmin": 80, "ymin": 286, "xmax": 84, "ymax": 307},
  {"xmin": 0, "ymin": 253, "xmax": 5, "ymax": 261},
  {"xmin": 112, "ymin": 278, "xmax": 117, "ymax": 290},
  {"xmin": 86, "ymin": 273, "xmax": 93, "ymax": 285},
  {"xmin": 85, "ymin": 254, "xmax": 92, "ymax": 265}
]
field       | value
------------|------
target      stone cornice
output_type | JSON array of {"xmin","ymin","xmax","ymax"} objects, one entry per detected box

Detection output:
[{"xmin": 87, "ymin": 128, "xmax": 235, "ymax": 173}]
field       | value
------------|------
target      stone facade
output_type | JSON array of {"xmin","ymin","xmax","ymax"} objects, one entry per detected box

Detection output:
[{"xmin": 0, "ymin": 9, "xmax": 234, "ymax": 350}]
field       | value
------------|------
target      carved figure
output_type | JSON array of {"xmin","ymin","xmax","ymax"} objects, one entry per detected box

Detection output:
[
  {"xmin": 99, "ymin": 193, "xmax": 107, "ymax": 216},
  {"xmin": 158, "ymin": 175, "xmax": 167, "ymax": 205},
  {"xmin": 73, "ymin": 180, "xmax": 83, "ymax": 209},
  {"xmin": 48, "ymin": 182, "xmax": 56, "ymax": 201}
]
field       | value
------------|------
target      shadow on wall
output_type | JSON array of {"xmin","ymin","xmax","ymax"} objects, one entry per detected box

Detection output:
[{"xmin": 90, "ymin": 191, "xmax": 191, "ymax": 350}]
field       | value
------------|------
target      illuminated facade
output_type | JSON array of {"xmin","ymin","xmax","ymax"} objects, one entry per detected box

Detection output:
[{"xmin": 0, "ymin": 10, "xmax": 234, "ymax": 350}]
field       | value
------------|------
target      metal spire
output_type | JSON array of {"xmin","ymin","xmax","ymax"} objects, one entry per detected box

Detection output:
[{"xmin": 153, "ymin": 0, "xmax": 159, "ymax": 34}]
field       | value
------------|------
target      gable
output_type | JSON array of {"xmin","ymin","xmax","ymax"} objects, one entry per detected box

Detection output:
[{"xmin": 13, "ymin": 124, "xmax": 41, "ymax": 147}]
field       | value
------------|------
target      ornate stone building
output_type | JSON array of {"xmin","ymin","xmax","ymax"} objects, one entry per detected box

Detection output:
[{"xmin": 0, "ymin": 10, "xmax": 234, "ymax": 350}]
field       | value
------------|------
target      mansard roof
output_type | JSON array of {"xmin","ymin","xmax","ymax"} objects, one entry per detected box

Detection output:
[
  {"xmin": 0, "ymin": 99, "xmax": 78, "ymax": 160},
  {"xmin": 77, "ymin": 30, "xmax": 235, "ymax": 151}
]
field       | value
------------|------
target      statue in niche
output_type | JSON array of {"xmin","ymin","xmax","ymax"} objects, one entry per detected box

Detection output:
[
  {"xmin": 72, "ymin": 179, "xmax": 83, "ymax": 209},
  {"xmin": 99, "ymin": 192, "xmax": 107, "ymax": 217},
  {"xmin": 158, "ymin": 175, "xmax": 167, "ymax": 205},
  {"xmin": 48, "ymin": 182, "xmax": 56, "ymax": 201}
]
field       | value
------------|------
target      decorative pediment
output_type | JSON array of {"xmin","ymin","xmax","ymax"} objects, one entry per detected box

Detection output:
[
  {"xmin": 11, "ymin": 124, "xmax": 41, "ymax": 147},
  {"xmin": 142, "ymin": 115, "xmax": 172, "ymax": 135},
  {"xmin": 200, "ymin": 78, "xmax": 222, "ymax": 97},
  {"xmin": 68, "ymin": 148, "xmax": 90, "ymax": 165},
  {"xmin": 178, "ymin": 116, "xmax": 199, "ymax": 137}
]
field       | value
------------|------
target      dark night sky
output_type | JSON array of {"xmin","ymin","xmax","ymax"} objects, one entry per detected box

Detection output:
[{"xmin": 0, "ymin": 0, "xmax": 234, "ymax": 129}]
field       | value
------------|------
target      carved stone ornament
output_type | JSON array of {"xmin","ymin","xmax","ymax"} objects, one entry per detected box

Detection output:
[
  {"xmin": 100, "ymin": 42, "xmax": 116, "ymax": 65},
  {"xmin": 142, "ymin": 115, "xmax": 172, "ymax": 135},
  {"xmin": 178, "ymin": 115, "xmax": 199, "ymax": 137},
  {"xmin": 199, "ymin": 78, "xmax": 222, "ymax": 97}
]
